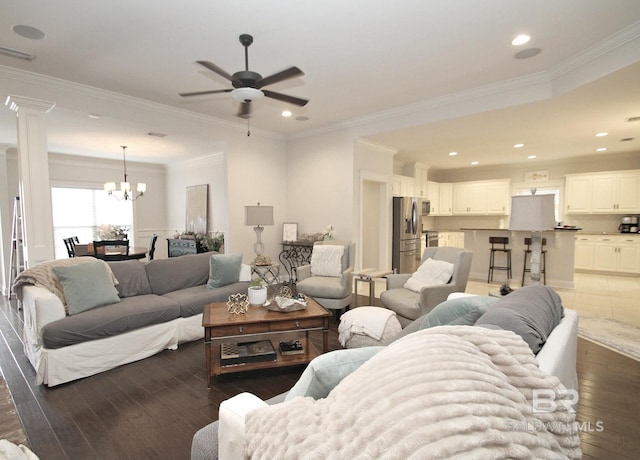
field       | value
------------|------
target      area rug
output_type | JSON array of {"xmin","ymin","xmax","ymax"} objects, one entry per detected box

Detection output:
[
  {"xmin": 578, "ymin": 317, "xmax": 640, "ymax": 362},
  {"xmin": 0, "ymin": 377, "xmax": 28, "ymax": 447}
]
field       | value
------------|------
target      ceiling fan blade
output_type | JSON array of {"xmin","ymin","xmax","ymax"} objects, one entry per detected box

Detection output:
[
  {"xmin": 256, "ymin": 66, "xmax": 304, "ymax": 88},
  {"xmin": 236, "ymin": 100, "xmax": 252, "ymax": 118},
  {"xmin": 179, "ymin": 88, "xmax": 233, "ymax": 97},
  {"xmin": 262, "ymin": 89, "xmax": 309, "ymax": 107},
  {"xmin": 196, "ymin": 60, "xmax": 239, "ymax": 83}
]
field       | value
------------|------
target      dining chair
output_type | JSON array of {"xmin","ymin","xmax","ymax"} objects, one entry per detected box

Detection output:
[
  {"xmin": 63, "ymin": 236, "xmax": 79, "ymax": 258},
  {"xmin": 148, "ymin": 234, "xmax": 158, "ymax": 261},
  {"xmin": 93, "ymin": 239, "xmax": 130, "ymax": 261}
]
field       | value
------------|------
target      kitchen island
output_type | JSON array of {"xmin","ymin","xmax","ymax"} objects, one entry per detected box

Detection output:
[{"xmin": 462, "ymin": 228, "xmax": 576, "ymax": 289}]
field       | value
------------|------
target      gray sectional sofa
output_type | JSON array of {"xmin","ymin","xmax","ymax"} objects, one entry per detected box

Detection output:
[{"xmin": 17, "ymin": 252, "xmax": 250, "ymax": 386}]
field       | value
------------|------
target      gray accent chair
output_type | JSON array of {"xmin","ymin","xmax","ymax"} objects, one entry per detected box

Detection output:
[
  {"xmin": 380, "ymin": 246, "xmax": 473, "ymax": 327},
  {"xmin": 295, "ymin": 240, "xmax": 355, "ymax": 317}
]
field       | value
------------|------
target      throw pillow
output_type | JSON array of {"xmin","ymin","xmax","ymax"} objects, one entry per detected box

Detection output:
[
  {"xmin": 310, "ymin": 244, "xmax": 344, "ymax": 277},
  {"xmin": 207, "ymin": 253, "xmax": 242, "ymax": 288},
  {"xmin": 106, "ymin": 260, "xmax": 152, "ymax": 298},
  {"xmin": 285, "ymin": 347, "xmax": 385, "ymax": 401},
  {"xmin": 52, "ymin": 261, "xmax": 121, "ymax": 315},
  {"xmin": 404, "ymin": 258, "xmax": 454, "ymax": 293},
  {"xmin": 421, "ymin": 295, "xmax": 498, "ymax": 328},
  {"xmin": 475, "ymin": 285, "xmax": 564, "ymax": 354}
]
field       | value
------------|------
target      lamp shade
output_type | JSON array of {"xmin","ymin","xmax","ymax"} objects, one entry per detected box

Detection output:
[
  {"xmin": 509, "ymin": 195, "xmax": 555, "ymax": 231},
  {"xmin": 245, "ymin": 205, "xmax": 274, "ymax": 226}
]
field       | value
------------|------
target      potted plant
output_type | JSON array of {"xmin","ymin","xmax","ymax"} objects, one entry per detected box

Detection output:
[{"xmin": 247, "ymin": 278, "xmax": 267, "ymax": 306}]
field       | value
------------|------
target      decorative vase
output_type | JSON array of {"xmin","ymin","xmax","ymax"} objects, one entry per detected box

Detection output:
[{"xmin": 247, "ymin": 286, "xmax": 267, "ymax": 306}]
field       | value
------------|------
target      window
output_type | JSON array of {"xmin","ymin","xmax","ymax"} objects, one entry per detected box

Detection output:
[
  {"xmin": 51, "ymin": 187, "xmax": 133, "ymax": 259},
  {"xmin": 515, "ymin": 186, "xmax": 560, "ymax": 223}
]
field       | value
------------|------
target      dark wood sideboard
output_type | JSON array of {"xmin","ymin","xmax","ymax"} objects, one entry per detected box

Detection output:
[{"xmin": 166, "ymin": 238, "xmax": 206, "ymax": 257}]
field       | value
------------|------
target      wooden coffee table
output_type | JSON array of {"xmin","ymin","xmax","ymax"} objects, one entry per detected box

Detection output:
[{"xmin": 202, "ymin": 297, "xmax": 331, "ymax": 386}]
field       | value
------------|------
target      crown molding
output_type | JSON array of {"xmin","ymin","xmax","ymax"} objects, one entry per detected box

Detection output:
[
  {"xmin": 355, "ymin": 138, "xmax": 398, "ymax": 156},
  {"xmin": 0, "ymin": 64, "xmax": 284, "ymax": 142}
]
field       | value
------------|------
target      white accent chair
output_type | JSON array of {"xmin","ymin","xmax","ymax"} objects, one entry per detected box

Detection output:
[
  {"xmin": 380, "ymin": 247, "xmax": 473, "ymax": 327},
  {"xmin": 295, "ymin": 241, "xmax": 355, "ymax": 318}
]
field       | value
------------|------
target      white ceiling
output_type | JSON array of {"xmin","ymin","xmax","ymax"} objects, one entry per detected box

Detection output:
[{"xmin": 0, "ymin": 1, "xmax": 639, "ymax": 169}]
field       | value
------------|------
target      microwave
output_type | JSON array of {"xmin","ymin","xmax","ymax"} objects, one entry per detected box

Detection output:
[{"xmin": 421, "ymin": 200, "xmax": 431, "ymax": 215}]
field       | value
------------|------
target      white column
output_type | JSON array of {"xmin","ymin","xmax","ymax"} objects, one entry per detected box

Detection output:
[
  {"xmin": 0, "ymin": 147, "xmax": 10, "ymax": 295},
  {"xmin": 6, "ymin": 95, "xmax": 56, "ymax": 267}
]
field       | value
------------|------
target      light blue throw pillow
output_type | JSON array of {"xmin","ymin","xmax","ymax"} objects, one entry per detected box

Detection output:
[
  {"xmin": 285, "ymin": 347, "xmax": 385, "ymax": 401},
  {"xmin": 421, "ymin": 295, "xmax": 498, "ymax": 328},
  {"xmin": 52, "ymin": 261, "xmax": 121, "ymax": 315},
  {"xmin": 207, "ymin": 253, "xmax": 242, "ymax": 288}
]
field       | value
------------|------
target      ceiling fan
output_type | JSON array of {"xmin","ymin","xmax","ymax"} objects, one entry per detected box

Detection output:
[{"xmin": 179, "ymin": 34, "xmax": 308, "ymax": 119}]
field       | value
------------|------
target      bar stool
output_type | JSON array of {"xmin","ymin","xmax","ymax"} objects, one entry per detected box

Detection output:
[
  {"xmin": 522, "ymin": 237, "xmax": 547, "ymax": 285},
  {"xmin": 487, "ymin": 236, "xmax": 512, "ymax": 283}
]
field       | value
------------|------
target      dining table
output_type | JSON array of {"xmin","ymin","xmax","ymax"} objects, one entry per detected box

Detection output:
[{"xmin": 75, "ymin": 244, "xmax": 148, "ymax": 261}]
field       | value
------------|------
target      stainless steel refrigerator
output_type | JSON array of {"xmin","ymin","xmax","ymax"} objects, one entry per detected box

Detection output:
[{"xmin": 392, "ymin": 196, "xmax": 422, "ymax": 274}]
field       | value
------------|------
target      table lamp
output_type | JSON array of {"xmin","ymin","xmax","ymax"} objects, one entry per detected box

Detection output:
[
  {"xmin": 245, "ymin": 203, "xmax": 274, "ymax": 265},
  {"xmin": 509, "ymin": 193, "xmax": 555, "ymax": 285}
]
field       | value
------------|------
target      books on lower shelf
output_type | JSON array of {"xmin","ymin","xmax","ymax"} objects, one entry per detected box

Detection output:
[
  {"xmin": 220, "ymin": 340, "xmax": 277, "ymax": 366},
  {"xmin": 279, "ymin": 340, "xmax": 304, "ymax": 355}
]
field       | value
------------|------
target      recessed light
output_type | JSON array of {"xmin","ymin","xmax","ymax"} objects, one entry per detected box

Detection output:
[
  {"xmin": 282, "ymin": 110, "xmax": 292, "ymax": 118},
  {"xmin": 448, "ymin": 151, "xmax": 458, "ymax": 156},
  {"xmin": 514, "ymin": 48, "xmax": 541, "ymax": 59},
  {"xmin": 596, "ymin": 147, "xmax": 607, "ymax": 152},
  {"xmin": 528, "ymin": 155, "xmax": 536, "ymax": 159},
  {"xmin": 512, "ymin": 34, "xmax": 531, "ymax": 46},
  {"xmin": 596, "ymin": 132, "xmax": 608, "ymax": 137},
  {"xmin": 12, "ymin": 24, "xmax": 45, "ymax": 40},
  {"xmin": 471, "ymin": 161, "xmax": 479, "ymax": 166},
  {"xmin": 513, "ymin": 143, "xmax": 524, "ymax": 148},
  {"xmin": 88, "ymin": 113, "xmax": 101, "ymax": 119}
]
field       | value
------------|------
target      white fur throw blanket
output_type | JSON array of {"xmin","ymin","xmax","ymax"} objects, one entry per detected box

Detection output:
[{"xmin": 245, "ymin": 326, "xmax": 581, "ymax": 459}]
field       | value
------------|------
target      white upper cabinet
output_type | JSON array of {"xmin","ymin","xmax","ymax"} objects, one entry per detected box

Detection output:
[
  {"xmin": 392, "ymin": 175, "xmax": 415, "ymax": 197},
  {"xmin": 438, "ymin": 183, "xmax": 453, "ymax": 216},
  {"xmin": 426, "ymin": 181, "xmax": 440, "ymax": 215},
  {"xmin": 415, "ymin": 166, "xmax": 429, "ymax": 198},
  {"xmin": 565, "ymin": 170, "xmax": 640, "ymax": 214},
  {"xmin": 452, "ymin": 180, "xmax": 510, "ymax": 215}
]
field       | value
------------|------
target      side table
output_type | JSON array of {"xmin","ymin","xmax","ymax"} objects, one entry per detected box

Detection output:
[
  {"xmin": 251, "ymin": 263, "xmax": 280, "ymax": 298},
  {"xmin": 353, "ymin": 269, "xmax": 392, "ymax": 307}
]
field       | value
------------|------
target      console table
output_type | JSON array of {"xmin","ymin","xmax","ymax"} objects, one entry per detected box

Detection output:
[
  {"xmin": 166, "ymin": 238, "xmax": 205, "ymax": 257},
  {"xmin": 279, "ymin": 241, "xmax": 314, "ymax": 283}
]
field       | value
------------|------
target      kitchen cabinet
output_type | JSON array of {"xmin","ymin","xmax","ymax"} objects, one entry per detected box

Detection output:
[
  {"xmin": 565, "ymin": 176, "xmax": 591, "ymax": 213},
  {"xmin": 437, "ymin": 231, "xmax": 464, "ymax": 248},
  {"xmin": 415, "ymin": 166, "xmax": 429, "ymax": 198},
  {"xmin": 565, "ymin": 170, "xmax": 640, "ymax": 214},
  {"xmin": 574, "ymin": 234, "xmax": 640, "ymax": 274},
  {"xmin": 392, "ymin": 175, "xmax": 415, "ymax": 197},
  {"xmin": 426, "ymin": 181, "xmax": 440, "ymax": 215},
  {"xmin": 591, "ymin": 172, "xmax": 640, "ymax": 213},
  {"xmin": 574, "ymin": 235, "xmax": 596, "ymax": 270},
  {"xmin": 486, "ymin": 181, "xmax": 510, "ymax": 214},
  {"xmin": 453, "ymin": 182, "xmax": 486, "ymax": 214},
  {"xmin": 594, "ymin": 235, "xmax": 640, "ymax": 273},
  {"xmin": 438, "ymin": 183, "xmax": 453, "ymax": 216},
  {"xmin": 452, "ymin": 180, "xmax": 510, "ymax": 215}
]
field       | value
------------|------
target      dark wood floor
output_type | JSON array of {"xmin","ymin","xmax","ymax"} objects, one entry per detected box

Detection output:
[{"xmin": 1, "ymin": 295, "xmax": 638, "ymax": 460}]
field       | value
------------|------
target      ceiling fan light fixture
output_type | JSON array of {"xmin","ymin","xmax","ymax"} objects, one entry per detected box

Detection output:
[{"xmin": 231, "ymin": 87, "xmax": 264, "ymax": 102}]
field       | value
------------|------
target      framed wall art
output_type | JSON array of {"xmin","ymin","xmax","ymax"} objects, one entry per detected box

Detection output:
[
  {"xmin": 282, "ymin": 222, "xmax": 298, "ymax": 242},
  {"xmin": 185, "ymin": 184, "xmax": 208, "ymax": 234}
]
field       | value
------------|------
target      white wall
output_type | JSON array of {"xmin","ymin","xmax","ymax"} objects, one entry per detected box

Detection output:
[{"xmin": 286, "ymin": 130, "xmax": 355, "ymax": 242}]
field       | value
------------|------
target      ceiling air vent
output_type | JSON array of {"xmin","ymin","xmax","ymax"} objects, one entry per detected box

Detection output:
[
  {"xmin": 147, "ymin": 132, "xmax": 167, "ymax": 138},
  {"xmin": 0, "ymin": 46, "xmax": 34, "ymax": 61},
  {"xmin": 626, "ymin": 116, "xmax": 640, "ymax": 123}
]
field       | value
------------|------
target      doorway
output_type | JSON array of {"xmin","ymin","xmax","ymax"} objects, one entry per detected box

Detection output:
[{"xmin": 360, "ymin": 175, "xmax": 390, "ymax": 271}]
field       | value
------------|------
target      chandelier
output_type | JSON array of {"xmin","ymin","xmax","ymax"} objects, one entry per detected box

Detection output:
[{"xmin": 103, "ymin": 146, "xmax": 146, "ymax": 201}]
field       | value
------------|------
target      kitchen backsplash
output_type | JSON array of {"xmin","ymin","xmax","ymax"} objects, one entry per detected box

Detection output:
[{"xmin": 424, "ymin": 214, "xmax": 626, "ymax": 233}]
